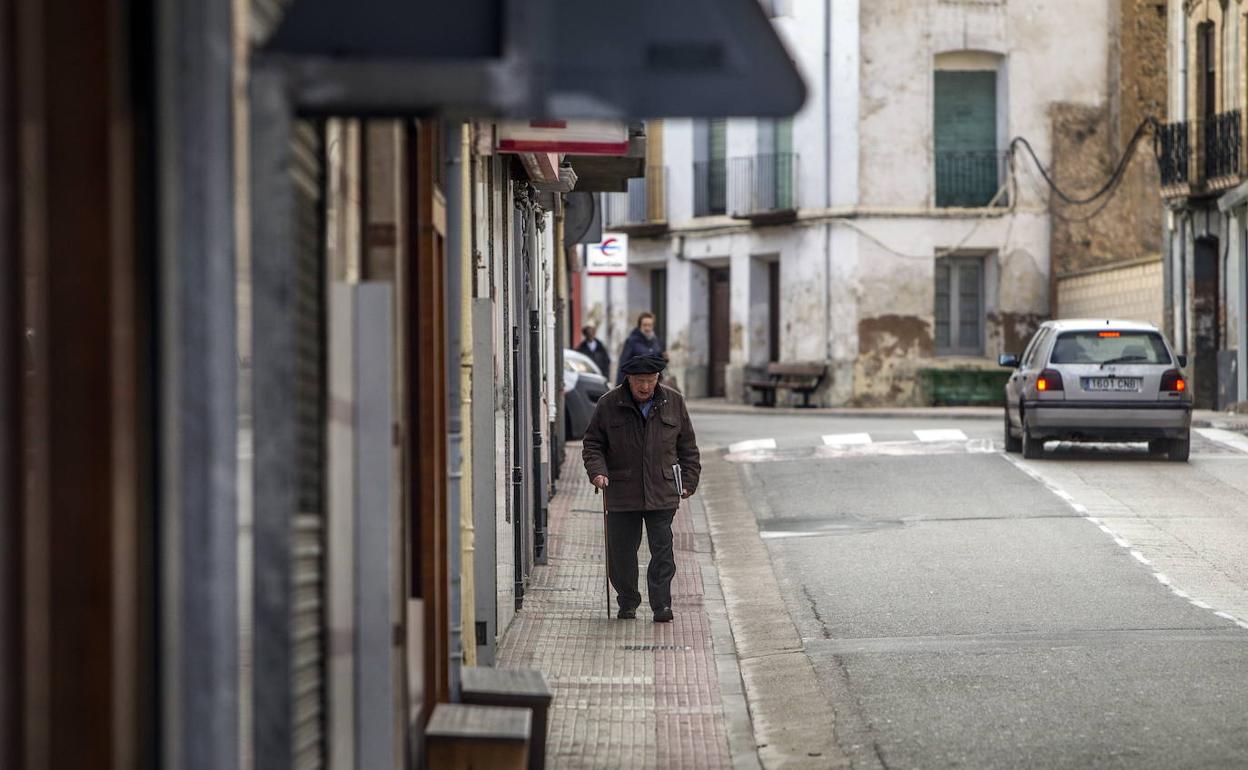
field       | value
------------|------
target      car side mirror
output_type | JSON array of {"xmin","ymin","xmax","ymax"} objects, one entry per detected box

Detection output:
[
  {"xmin": 998, "ymin": 353, "xmax": 1020, "ymax": 368},
  {"xmin": 1176, "ymin": 354, "xmax": 1188, "ymax": 368}
]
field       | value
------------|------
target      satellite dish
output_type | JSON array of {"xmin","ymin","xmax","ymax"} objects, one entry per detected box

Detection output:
[{"xmin": 563, "ymin": 192, "xmax": 600, "ymax": 249}]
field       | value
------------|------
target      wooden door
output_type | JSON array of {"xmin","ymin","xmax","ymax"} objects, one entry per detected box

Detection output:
[
  {"xmin": 768, "ymin": 262, "xmax": 780, "ymax": 362},
  {"xmin": 1193, "ymin": 236, "xmax": 1220, "ymax": 409},
  {"xmin": 708, "ymin": 268, "xmax": 731, "ymax": 397}
]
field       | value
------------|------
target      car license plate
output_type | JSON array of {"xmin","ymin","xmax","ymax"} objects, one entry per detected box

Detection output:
[{"xmin": 1082, "ymin": 377, "xmax": 1140, "ymax": 392}]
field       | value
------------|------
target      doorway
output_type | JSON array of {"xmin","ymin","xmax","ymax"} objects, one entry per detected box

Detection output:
[
  {"xmin": 768, "ymin": 261, "xmax": 780, "ymax": 362},
  {"xmin": 650, "ymin": 268, "xmax": 667, "ymax": 348},
  {"xmin": 1193, "ymin": 235, "xmax": 1219, "ymax": 409},
  {"xmin": 708, "ymin": 267, "xmax": 731, "ymax": 397}
]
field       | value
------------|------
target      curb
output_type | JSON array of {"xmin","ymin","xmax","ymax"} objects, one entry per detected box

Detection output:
[
  {"xmin": 698, "ymin": 452, "xmax": 849, "ymax": 769},
  {"xmin": 689, "ymin": 402, "xmax": 1001, "ymax": 420},
  {"xmin": 688, "ymin": 493, "xmax": 763, "ymax": 770},
  {"xmin": 689, "ymin": 400, "xmax": 1248, "ymax": 431}
]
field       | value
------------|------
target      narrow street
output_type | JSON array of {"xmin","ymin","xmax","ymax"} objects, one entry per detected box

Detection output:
[{"xmin": 696, "ymin": 406, "xmax": 1248, "ymax": 769}]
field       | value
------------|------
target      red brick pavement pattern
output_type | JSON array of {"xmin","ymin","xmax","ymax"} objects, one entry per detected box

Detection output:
[{"xmin": 498, "ymin": 445, "xmax": 732, "ymax": 769}]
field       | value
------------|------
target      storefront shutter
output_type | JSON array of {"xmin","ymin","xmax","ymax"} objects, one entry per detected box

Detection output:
[{"xmin": 290, "ymin": 118, "xmax": 328, "ymax": 769}]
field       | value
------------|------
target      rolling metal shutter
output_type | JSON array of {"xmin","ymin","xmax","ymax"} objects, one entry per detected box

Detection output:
[{"xmin": 290, "ymin": 118, "xmax": 328, "ymax": 769}]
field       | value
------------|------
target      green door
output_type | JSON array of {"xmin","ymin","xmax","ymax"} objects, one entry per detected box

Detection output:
[
  {"xmin": 773, "ymin": 118, "xmax": 794, "ymax": 209},
  {"xmin": 934, "ymin": 71, "xmax": 998, "ymax": 206},
  {"xmin": 708, "ymin": 118, "xmax": 727, "ymax": 214}
]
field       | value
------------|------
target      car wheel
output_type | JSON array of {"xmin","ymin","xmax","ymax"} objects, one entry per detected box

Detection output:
[
  {"xmin": 1004, "ymin": 409, "xmax": 1022, "ymax": 453},
  {"xmin": 1148, "ymin": 439, "xmax": 1168, "ymax": 455},
  {"xmin": 1167, "ymin": 433, "xmax": 1191, "ymax": 462},
  {"xmin": 1022, "ymin": 419, "xmax": 1044, "ymax": 460}
]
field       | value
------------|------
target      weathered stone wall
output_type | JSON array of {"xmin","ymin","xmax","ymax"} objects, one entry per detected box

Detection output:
[{"xmin": 1048, "ymin": 0, "xmax": 1166, "ymax": 280}]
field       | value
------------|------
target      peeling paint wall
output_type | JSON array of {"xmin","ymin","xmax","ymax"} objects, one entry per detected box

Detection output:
[{"xmin": 599, "ymin": 1, "xmax": 1123, "ymax": 406}]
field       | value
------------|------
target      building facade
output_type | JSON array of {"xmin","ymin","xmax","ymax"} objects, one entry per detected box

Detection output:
[
  {"xmin": 1158, "ymin": 0, "xmax": 1248, "ymax": 410},
  {"xmin": 588, "ymin": 1, "xmax": 1131, "ymax": 406},
  {"xmin": 0, "ymin": 1, "xmax": 803, "ymax": 769}
]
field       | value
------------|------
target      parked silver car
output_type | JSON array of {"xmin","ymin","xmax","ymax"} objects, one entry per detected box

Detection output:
[
  {"xmin": 999, "ymin": 320, "xmax": 1193, "ymax": 461},
  {"xmin": 564, "ymin": 348, "xmax": 609, "ymax": 440}
]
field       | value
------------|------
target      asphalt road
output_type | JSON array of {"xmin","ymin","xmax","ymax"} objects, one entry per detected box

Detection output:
[{"xmin": 694, "ymin": 408, "xmax": 1248, "ymax": 769}]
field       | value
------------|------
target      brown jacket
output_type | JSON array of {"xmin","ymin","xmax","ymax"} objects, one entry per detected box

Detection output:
[{"xmin": 581, "ymin": 383, "xmax": 701, "ymax": 511}]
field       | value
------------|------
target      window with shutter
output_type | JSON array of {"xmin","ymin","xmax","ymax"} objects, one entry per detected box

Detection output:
[
  {"xmin": 934, "ymin": 255, "xmax": 985, "ymax": 356},
  {"xmin": 934, "ymin": 261, "xmax": 951, "ymax": 350},
  {"xmin": 694, "ymin": 119, "xmax": 728, "ymax": 216}
]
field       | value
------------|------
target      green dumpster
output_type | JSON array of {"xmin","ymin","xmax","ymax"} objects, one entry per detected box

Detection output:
[{"xmin": 919, "ymin": 368, "xmax": 1010, "ymax": 406}]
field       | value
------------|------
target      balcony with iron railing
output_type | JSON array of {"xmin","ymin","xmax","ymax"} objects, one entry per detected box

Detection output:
[
  {"xmin": 728, "ymin": 153, "xmax": 799, "ymax": 222},
  {"xmin": 1158, "ymin": 111, "xmax": 1243, "ymax": 198},
  {"xmin": 602, "ymin": 167, "xmax": 668, "ymax": 235},
  {"xmin": 934, "ymin": 151, "xmax": 1008, "ymax": 208},
  {"xmin": 1203, "ymin": 110, "xmax": 1242, "ymax": 190},
  {"xmin": 1157, "ymin": 120, "xmax": 1191, "ymax": 191},
  {"xmin": 693, "ymin": 160, "xmax": 728, "ymax": 217}
]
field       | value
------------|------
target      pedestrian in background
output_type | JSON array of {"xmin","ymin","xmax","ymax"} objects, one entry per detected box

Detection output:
[
  {"xmin": 616, "ymin": 311, "xmax": 665, "ymax": 385},
  {"xmin": 582, "ymin": 353, "xmax": 701, "ymax": 622},
  {"xmin": 576, "ymin": 324, "xmax": 612, "ymax": 379}
]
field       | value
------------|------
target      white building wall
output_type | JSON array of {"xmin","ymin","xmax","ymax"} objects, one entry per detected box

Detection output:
[{"xmin": 609, "ymin": 0, "xmax": 1103, "ymax": 405}]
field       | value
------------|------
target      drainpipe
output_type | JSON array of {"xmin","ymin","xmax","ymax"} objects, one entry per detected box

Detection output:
[
  {"xmin": 530, "ymin": 207, "xmax": 546, "ymax": 565},
  {"xmin": 458, "ymin": 124, "xmax": 477, "ymax": 667},
  {"xmin": 444, "ymin": 122, "xmax": 464, "ymax": 697},
  {"xmin": 823, "ymin": 0, "xmax": 834, "ymax": 363}
]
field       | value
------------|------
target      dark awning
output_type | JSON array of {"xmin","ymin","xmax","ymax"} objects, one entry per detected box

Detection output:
[{"xmin": 262, "ymin": 0, "xmax": 805, "ymax": 119}]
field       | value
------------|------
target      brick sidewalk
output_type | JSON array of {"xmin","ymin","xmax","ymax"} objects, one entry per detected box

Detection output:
[{"xmin": 498, "ymin": 444, "xmax": 744, "ymax": 769}]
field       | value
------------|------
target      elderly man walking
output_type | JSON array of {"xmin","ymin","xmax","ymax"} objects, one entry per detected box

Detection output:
[{"xmin": 582, "ymin": 353, "xmax": 701, "ymax": 622}]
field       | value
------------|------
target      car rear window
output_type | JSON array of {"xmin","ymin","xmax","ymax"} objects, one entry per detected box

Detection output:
[{"xmin": 1049, "ymin": 331, "xmax": 1172, "ymax": 365}]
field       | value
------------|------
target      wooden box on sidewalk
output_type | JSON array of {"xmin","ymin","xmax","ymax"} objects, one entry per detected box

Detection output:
[
  {"xmin": 425, "ymin": 703, "xmax": 531, "ymax": 770},
  {"xmin": 460, "ymin": 667, "xmax": 554, "ymax": 769}
]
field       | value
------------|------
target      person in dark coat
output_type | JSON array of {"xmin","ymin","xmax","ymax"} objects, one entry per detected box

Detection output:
[
  {"xmin": 582, "ymin": 353, "xmax": 701, "ymax": 622},
  {"xmin": 575, "ymin": 324, "xmax": 611, "ymax": 378},
  {"xmin": 616, "ymin": 312, "xmax": 666, "ymax": 385}
]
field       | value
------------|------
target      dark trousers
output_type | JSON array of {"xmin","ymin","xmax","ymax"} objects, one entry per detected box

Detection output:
[{"xmin": 607, "ymin": 508, "xmax": 677, "ymax": 612}]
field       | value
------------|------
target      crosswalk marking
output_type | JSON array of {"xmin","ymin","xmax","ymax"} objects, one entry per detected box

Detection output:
[
  {"xmin": 728, "ymin": 438, "xmax": 777, "ymax": 453},
  {"xmin": 913, "ymin": 428, "xmax": 968, "ymax": 442},
  {"xmin": 822, "ymin": 432, "xmax": 872, "ymax": 446},
  {"xmin": 1194, "ymin": 428, "xmax": 1248, "ymax": 454}
]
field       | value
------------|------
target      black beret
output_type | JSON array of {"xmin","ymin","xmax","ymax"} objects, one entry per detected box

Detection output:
[{"xmin": 620, "ymin": 353, "xmax": 667, "ymax": 375}]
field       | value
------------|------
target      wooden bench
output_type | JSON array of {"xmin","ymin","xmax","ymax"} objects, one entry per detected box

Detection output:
[
  {"xmin": 425, "ymin": 703, "xmax": 532, "ymax": 770},
  {"xmin": 460, "ymin": 667, "xmax": 553, "ymax": 770},
  {"xmin": 746, "ymin": 362, "xmax": 828, "ymax": 407}
]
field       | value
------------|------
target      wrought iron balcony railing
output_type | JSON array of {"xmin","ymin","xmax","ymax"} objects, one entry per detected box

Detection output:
[
  {"xmin": 693, "ymin": 160, "xmax": 727, "ymax": 217},
  {"xmin": 1156, "ymin": 120, "xmax": 1191, "ymax": 188},
  {"xmin": 603, "ymin": 167, "xmax": 668, "ymax": 229},
  {"xmin": 728, "ymin": 153, "xmax": 799, "ymax": 218},
  {"xmin": 934, "ymin": 151, "xmax": 1007, "ymax": 208},
  {"xmin": 1203, "ymin": 110, "xmax": 1242, "ymax": 183}
]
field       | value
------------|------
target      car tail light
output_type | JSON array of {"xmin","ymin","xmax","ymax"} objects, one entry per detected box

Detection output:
[
  {"xmin": 1036, "ymin": 369, "xmax": 1064, "ymax": 392},
  {"xmin": 1160, "ymin": 369, "xmax": 1186, "ymax": 392}
]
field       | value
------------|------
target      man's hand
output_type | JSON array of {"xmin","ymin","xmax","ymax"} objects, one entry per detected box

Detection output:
[
  {"xmin": 681, "ymin": 488, "xmax": 693, "ymax": 499},
  {"xmin": 592, "ymin": 475, "xmax": 609, "ymax": 490}
]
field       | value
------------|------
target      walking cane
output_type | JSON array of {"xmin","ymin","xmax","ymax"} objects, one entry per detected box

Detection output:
[{"xmin": 596, "ymin": 486, "xmax": 610, "ymax": 619}]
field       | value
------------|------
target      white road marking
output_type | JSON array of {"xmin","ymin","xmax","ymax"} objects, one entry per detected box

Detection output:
[
  {"xmin": 727, "ymin": 438, "xmax": 776, "ymax": 454},
  {"xmin": 1194, "ymin": 427, "xmax": 1248, "ymax": 454},
  {"xmin": 759, "ymin": 530, "xmax": 831, "ymax": 541},
  {"xmin": 1002, "ymin": 452, "xmax": 1247, "ymax": 634},
  {"xmin": 914, "ymin": 428, "xmax": 967, "ymax": 442},
  {"xmin": 966, "ymin": 438, "xmax": 996, "ymax": 453},
  {"xmin": 822, "ymin": 432, "xmax": 873, "ymax": 446}
]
